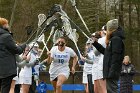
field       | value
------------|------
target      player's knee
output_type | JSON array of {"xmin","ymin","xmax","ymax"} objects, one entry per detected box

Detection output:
[
  {"xmin": 56, "ymin": 82, "xmax": 62, "ymax": 88},
  {"xmin": 56, "ymin": 84, "xmax": 62, "ymax": 89}
]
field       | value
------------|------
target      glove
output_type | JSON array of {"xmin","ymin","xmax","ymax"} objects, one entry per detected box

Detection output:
[
  {"xmin": 88, "ymin": 38, "xmax": 95, "ymax": 44},
  {"xmin": 39, "ymin": 65, "xmax": 46, "ymax": 71},
  {"xmin": 78, "ymin": 60, "xmax": 85, "ymax": 65},
  {"xmin": 35, "ymin": 58, "xmax": 40, "ymax": 65}
]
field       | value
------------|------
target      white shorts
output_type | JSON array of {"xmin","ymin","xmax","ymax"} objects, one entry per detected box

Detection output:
[
  {"xmin": 92, "ymin": 70, "xmax": 103, "ymax": 82},
  {"xmin": 13, "ymin": 76, "xmax": 19, "ymax": 84},
  {"xmin": 50, "ymin": 72, "xmax": 70, "ymax": 81},
  {"xmin": 82, "ymin": 72, "xmax": 93, "ymax": 84},
  {"xmin": 83, "ymin": 75, "xmax": 88, "ymax": 84},
  {"xmin": 19, "ymin": 76, "xmax": 32, "ymax": 85}
]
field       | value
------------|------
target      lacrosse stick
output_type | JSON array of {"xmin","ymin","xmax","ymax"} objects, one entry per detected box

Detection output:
[
  {"xmin": 68, "ymin": 17, "xmax": 89, "ymax": 39},
  {"xmin": 32, "ymin": 67, "xmax": 39, "ymax": 86},
  {"xmin": 26, "ymin": 16, "xmax": 58, "ymax": 56},
  {"xmin": 31, "ymin": 14, "xmax": 47, "ymax": 50},
  {"xmin": 26, "ymin": 18, "xmax": 47, "ymax": 44},
  {"xmin": 38, "ymin": 15, "xmax": 57, "ymax": 58},
  {"xmin": 57, "ymin": 5, "xmax": 90, "ymax": 39},
  {"xmin": 39, "ymin": 25, "xmax": 56, "ymax": 58},
  {"xmin": 35, "ymin": 14, "xmax": 47, "ymax": 38},
  {"xmin": 60, "ymin": 15, "xmax": 82, "ymax": 56},
  {"xmin": 49, "ymin": 5, "xmax": 83, "ymax": 56},
  {"xmin": 34, "ymin": 14, "xmax": 47, "ymax": 86},
  {"xmin": 37, "ymin": 34, "xmax": 50, "ymax": 58},
  {"xmin": 26, "ymin": 10, "xmax": 57, "ymax": 44},
  {"xmin": 36, "ymin": 15, "xmax": 57, "ymax": 58},
  {"xmin": 69, "ymin": 0, "xmax": 91, "ymax": 34}
]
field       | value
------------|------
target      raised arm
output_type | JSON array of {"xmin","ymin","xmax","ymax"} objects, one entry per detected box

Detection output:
[{"xmin": 92, "ymin": 41, "xmax": 105, "ymax": 54}]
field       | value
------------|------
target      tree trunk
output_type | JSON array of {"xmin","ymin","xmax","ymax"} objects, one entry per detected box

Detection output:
[
  {"xmin": 9, "ymin": 0, "xmax": 18, "ymax": 29},
  {"xmin": 119, "ymin": 0, "xmax": 124, "ymax": 27},
  {"xmin": 128, "ymin": 0, "xmax": 133, "ymax": 59},
  {"xmin": 135, "ymin": 4, "xmax": 140, "ymax": 28}
]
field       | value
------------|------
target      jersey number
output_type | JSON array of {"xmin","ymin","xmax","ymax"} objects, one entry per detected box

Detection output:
[{"xmin": 58, "ymin": 59, "xmax": 64, "ymax": 64}]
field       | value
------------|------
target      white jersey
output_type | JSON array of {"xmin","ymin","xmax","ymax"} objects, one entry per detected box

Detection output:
[
  {"xmin": 83, "ymin": 50, "xmax": 94, "ymax": 74},
  {"xmin": 83, "ymin": 50, "xmax": 95, "ymax": 84},
  {"xmin": 98, "ymin": 36, "xmax": 106, "ymax": 48},
  {"xmin": 49, "ymin": 46, "xmax": 76, "ymax": 81},
  {"xmin": 19, "ymin": 52, "xmax": 38, "ymax": 77},
  {"xmin": 97, "ymin": 36, "xmax": 106, "ymax": 70},
  {"xmin": 34, "ymin": 64, "xmax": 40, "ymax": 76},
  {"xmin": 92, "ymin": 36, "xmax": 106, "ymax": 80}
]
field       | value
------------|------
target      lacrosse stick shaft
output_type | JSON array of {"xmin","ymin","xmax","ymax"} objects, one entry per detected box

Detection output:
[
  {"xmin": 39, "ymin": 47, "xmax": 45, "ymax": 58},
  {"xmin": 74, "ymin": 6, "xmax": 91, "ymax": 34},
  {"xmin": 69, "ymin": 31, "xmax": 82, "ymax": 56},
  {"xmin": 46, "ymin": 26, "xmax": 55, "ymax": 43},
  {"xmin": 38, "ymin": 40, "xmax": 49, "ymax": 58},
  {"xmin": 74, "ymin": 41, "xmax": 82, "ymax": 56},
  {"xmin": 36, "ymin": 80, "xmax": 39, "ymax": 86},
  {"xmin": 69, "ymin": 0, "xmax": 91, "ymax": 34},
  {"xmin": 26, "ymin": 15, "xmax": 51, "ymax": 44},
  {"xmin": 39, "ymin": 26, "xmax": 55, "ymax": 58},
  {"xmin": 26, "ymin": 27, "xmax": 46, "ymax": 56},
  {"xmin": 42, "ymin": 41, "xmax": 49, "ymax": 51},
  {"xmin": 68, "ymin": 18, "xmax": 89, "ymax": 39}
]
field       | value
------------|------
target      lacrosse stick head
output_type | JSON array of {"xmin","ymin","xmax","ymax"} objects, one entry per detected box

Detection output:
[
  {"xmin": 37, "ymin": 34, "xmax": 45, "ymax": 43},
  {"xmin": 70, "ymin": 0, "xmax": 76, "ymax": 6},
  {"xmin": 68, "ymin": 29, "xmax": 79, "ymax": 42},
  {"xmin": 48, "ymin": 4, "xmax": 62, "ymax": 17},
  {"xmin": 38, "ymin": 14, "xmax": 46, "ymax": 27},
  {"xmin": 36, "ymin": 82, "xmax": 47, "ymax": 92},
  {"xmin": 29, "ymin": 42, "xmax": 39, "ymax": 48}
]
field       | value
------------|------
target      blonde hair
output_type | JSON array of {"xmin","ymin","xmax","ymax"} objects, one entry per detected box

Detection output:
[
  {"xmin": 105, "ymin": 30, "xmax": 115, "ymax": 46},
  {"xmin": 123, "ymin": 55, "xmax": 131, "ymax": 63},
  {"xmin": 105, "ymin": 19, "xmax": 118, "ymax": 46}
]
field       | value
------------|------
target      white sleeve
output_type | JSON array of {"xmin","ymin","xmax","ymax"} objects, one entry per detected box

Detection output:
[
  {"xmin": 68, "ymin": 47, "xmax": 76, "ymax": 57},
  {"xmin": 98, "ymin": 37, "xmax": 106, "ymax": 48}
]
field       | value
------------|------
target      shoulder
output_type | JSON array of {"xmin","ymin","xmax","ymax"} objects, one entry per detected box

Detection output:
[
  {"xmin": 65, "ymin": 46, "xmax": 74, "ymax": 51},
  {"xmin": 110, "ymin": 36, "xmax": 123, "ymax": 44},
  {"xmin": 0, "ymin": 33, "xmax": 12, "ymax": 43},
  {"xmin": 111, "ymin": 36, "xmax": 122, "ymax": 40},
  {"xmin": 0, "ymin": 32, "xmax": 10, "ymax": 38}
]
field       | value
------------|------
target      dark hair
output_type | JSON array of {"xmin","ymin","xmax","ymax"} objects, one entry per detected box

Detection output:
[
  {"xmin": 91, "ymin": 31, "xmax": 101, "ymax": 39},
  {"xmin": 58, "ymin": 36, "xmax": 67, "ymax": 43}
]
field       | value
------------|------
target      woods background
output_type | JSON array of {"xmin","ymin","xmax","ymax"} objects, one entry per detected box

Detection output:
[{"xmin": 0, "ymin": 0, "xmax": 140, "ymax": 85}]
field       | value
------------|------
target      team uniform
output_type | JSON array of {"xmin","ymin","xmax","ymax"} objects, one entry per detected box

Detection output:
[
  {"xmin": 92, "ymin": 36, "xmax": 106, "ymax": 82},
  {"xmin": 82, "ymin": 50, "xmax": 95, "ymax": 84},
  {"xmin": 49, "ymin": 46, "xmax": 76, "ymax": 81},
  {"xmin": 19, "ymin": 52, "xmax": 38, "ymax": 85}
]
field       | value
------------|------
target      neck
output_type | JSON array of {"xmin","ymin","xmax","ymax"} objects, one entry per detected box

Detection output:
[{"xmin": 58, "ymin": 46, "xmax": 65, "ymax": 51}]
